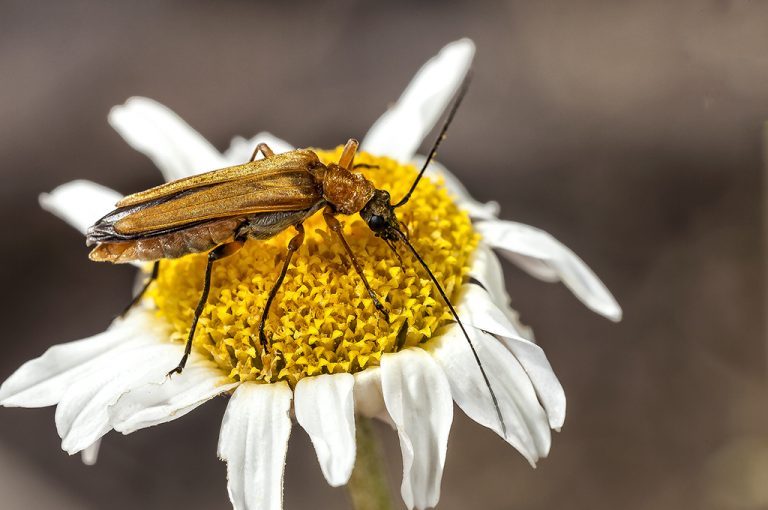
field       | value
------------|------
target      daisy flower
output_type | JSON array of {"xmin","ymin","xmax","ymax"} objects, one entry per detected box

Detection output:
[{"xmin": 0, "ymin": 39, "xmax": 621, "ymax": 510}]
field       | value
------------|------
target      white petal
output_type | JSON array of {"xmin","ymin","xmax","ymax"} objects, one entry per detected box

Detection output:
[
  {"xmin": 218, "ymin": 382, "xmax": 292, "ymax": 510},
  {"xmin": 427, "ymin": 325, "xmax": 550, "ymax": 465},
  {"xmin": 55, "ymin": 339, "xmax": 182, "ymax": 454},
  {"xmin": 361, "ymin": 39, "xmax": 475, "ymax": 162},
  {"xmin": 468, "ymin": 242, "xmax": 508, "ymax": 305},
  {"xmin": 39, "ymin": 180, "xmax": 122, "ymax": 235},
  {"xmin": 80, "ymin": 439, "xmax": 101, "ymax": 466},
  {"xmin": 497, "ymin": 335, "xmax": 566, "ymax": 431},
  {"xmin": 458, "ymin": 284, "xmax": 525, "ymax": 340},
  {"xmin": 410, "ymin": 155, "xmax": 500, "ymax": 220},
  {"xmin": 476, "ymin": 220, "xmax": 623, "ymax": 321},
  {"xmin": 352, "ymin": 367, "xmax": 395, "ymax": 427},
  {"xmin": 224, "ymin": 132, "xmax": 295, "ymax": 165},
  {"xmin": 381, "ymin": 349, "xmax": 453, "ymax": 510},
  {"xmin": 294, "ymin": 373, "xmax": 356, "ymax": 487},
  {"xmin": 110, "ymin": 356, "xmax": 238, "ymax": 434},
  {"xmin": 467, "ymin": 243, "xmax": 535, "ymax": 339},
  {"xmin": 457, "ymin": 285, "xmax": 565, "ymax": 430},
  {"xmin": 109, "ymin": 97, "xmax": 227, "ymax": 182},
  {"xmin": 502, "ymin": 252, "xmax": 559, "ymax": 282},
  {"xmin": 0, "ymin": 319, "xmax": 138, "ymax": 408}
]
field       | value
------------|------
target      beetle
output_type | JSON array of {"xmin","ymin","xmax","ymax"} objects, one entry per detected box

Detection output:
[{"xmin": 86, "ymin": 78, "xmax": 507, "ymax": 436}]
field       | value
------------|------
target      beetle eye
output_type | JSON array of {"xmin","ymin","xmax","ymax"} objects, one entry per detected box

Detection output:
[{"xmin": 368, "ymin": 214, "xmax": 386, "ymax": 230}]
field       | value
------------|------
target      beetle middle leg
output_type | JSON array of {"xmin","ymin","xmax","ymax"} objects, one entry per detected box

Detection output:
[
  {"xmin": 249, "ymin": 143, "xmax": 274, "ymax": 162},
  {"xmin": 167, "ymin": 240, "xmax": 244, "ymax": 377},
  {"xmin": 323, "ymin": 209, "xmax": 390, "ymax": 322},
  {"xmin": 119, "ymin": 260, "xmax": 159, "ymax": 317},
  {"xmin": 258, "ymin": 224, "xmax": 305, "ymax": 349}
]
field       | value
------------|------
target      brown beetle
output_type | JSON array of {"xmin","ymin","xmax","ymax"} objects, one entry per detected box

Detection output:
[{"xmin": 86, "ymin": 79, "xmax": 507, "ymax": 436}]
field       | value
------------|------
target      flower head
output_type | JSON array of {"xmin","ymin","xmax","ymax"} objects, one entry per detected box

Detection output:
[{"xmin": 0, "ymin": 39, "xmax": 621, "ymax": 510}]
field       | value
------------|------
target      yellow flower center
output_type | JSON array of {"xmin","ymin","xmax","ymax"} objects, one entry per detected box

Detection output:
[{"xmin": 149, "ymin": 148, "xmax": 478, "ymax": 386}]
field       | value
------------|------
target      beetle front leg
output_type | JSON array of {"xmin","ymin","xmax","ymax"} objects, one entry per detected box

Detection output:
[
  {"xmin": 168, "ymin": 240, "xmax": 244, "ymax": 377},
  {"xmin": 258, "ymin": 224, "xmax": 305, "ymax": 349},
  {"xmin": 338, "ymin": 138, "xmax": 359, "ymax": 170},
  {"xmin": 323, "ymin": 209, "xmax": 390, "ymax": 322}
]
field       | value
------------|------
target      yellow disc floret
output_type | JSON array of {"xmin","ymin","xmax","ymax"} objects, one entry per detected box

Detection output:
[{"xmin": 149, "ymin": 148, "xmax": 478, "ymax": 386}]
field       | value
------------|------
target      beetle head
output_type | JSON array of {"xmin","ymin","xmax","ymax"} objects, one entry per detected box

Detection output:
[{"xmin": 359, "ymin": 189, "xmax": 401, "ymax": 241}]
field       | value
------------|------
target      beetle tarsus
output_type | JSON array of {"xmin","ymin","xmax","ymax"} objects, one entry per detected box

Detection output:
[
  {"xmin": 373, "ymin": 300, "xmax": 390, "ymax": 322},
  {"xmin": 167, "ymin": 354, "xmax": 188, "ymax": 377}
]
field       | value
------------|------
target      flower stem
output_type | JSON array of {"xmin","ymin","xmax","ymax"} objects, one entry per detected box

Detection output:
[{"xmin": 347, "ymin": 415, "xmax": 395, "ymax": 510}]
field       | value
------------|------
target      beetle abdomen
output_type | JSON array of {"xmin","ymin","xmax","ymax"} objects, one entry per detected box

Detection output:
[
  {"xmin": 238, "ymin": 204, "xmax": 324, "ymax": 240},
  {"xmin": 89, "ymin": 217, "xmax": 242, "ymax": 263}
]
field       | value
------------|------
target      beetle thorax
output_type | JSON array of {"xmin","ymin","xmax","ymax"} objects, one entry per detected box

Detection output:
[{"xmin": 321, "ymin": 164, "xmax": 375, "ymax": 215}]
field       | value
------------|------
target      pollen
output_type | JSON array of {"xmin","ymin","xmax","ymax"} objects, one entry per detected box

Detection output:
[{"xmin": 149, "ymin": 148, "xmax": 478, "ymax": 386}]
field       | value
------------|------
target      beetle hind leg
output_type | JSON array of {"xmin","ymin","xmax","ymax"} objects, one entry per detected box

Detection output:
[{"xmin": 167, "ymin": 240, "xmax": 244, "ymax": 377}]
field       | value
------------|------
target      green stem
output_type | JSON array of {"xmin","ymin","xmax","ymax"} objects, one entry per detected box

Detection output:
[{"xmin": 347, "ymin": 415, "xmax": 395, "ymax": 510}]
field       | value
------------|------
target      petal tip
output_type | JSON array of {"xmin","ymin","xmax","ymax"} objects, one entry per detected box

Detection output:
[
  {"xmin": 80, "ymin": 441, "xmax": 101, "ymax": 466},
  {"xmin": 598, "ymin": 299, "xmax": 623, "ymax": 322},
  {"xmin": 549, "ymin": 410, "xmax": 566, "ymax": 432},
  {"xmin": 121, "ymin": 96, "xmax": 159, "ymax": 110},
  {"xmin": 37, "ymin": 192, "xmax": 52, "ymax": 210},
  {"xmin": 107, "ymin": 96, "xmax": 166, "ymax": 128},
  {"xmin": 447, "ymin": 37, "xmax": 476, "ymax": 57},
  {"xmin": 107, "ymin": 97, "xmax": 140, "ymax": 123},
  {"xmin": 0, "ymin": 395, "xmax": 21, "ymax": 407}
]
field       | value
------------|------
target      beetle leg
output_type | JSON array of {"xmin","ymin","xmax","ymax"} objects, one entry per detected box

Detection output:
[
  {"xmin": 258, "ymin": 224, "xmax": 305, "ymax": 349},
  {"xmin": 323, "ymin": 209, "xmax": 390, "ymax": 322},
  {"xmin": 168, "ymin": 240, "xmax": 244, "ymax": 377},
  {"xmin": 385, "ymin": 238, "xmax": 404, "ymax": 266},
  {"xmin": 119, "ymin": 260, "xmax": 159, "ymax": 317},
  {"xmin": 338, "ymin": 138, "xmax": 359, "ymax": 170},
  {"xmin": 352, "ymin": 163, "xmax": 379, "ymax": 170},
  {"xmin": 249, "ymin": 142, "xmax": 275, "ymax": 162}
]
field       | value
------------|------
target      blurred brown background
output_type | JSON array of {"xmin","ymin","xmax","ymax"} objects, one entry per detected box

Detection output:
[{"xmin": 0, "ymin": 1, "xmax": 765, "ymax": 509}]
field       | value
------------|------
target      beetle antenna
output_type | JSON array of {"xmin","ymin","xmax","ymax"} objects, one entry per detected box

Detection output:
[
  {"xmin": 396, "ymin": 231, "xmax": 507, "ymax": 438},
  {"xmin": 393, "ymin": 73, "xmax": 472, "ymax": 208}
]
